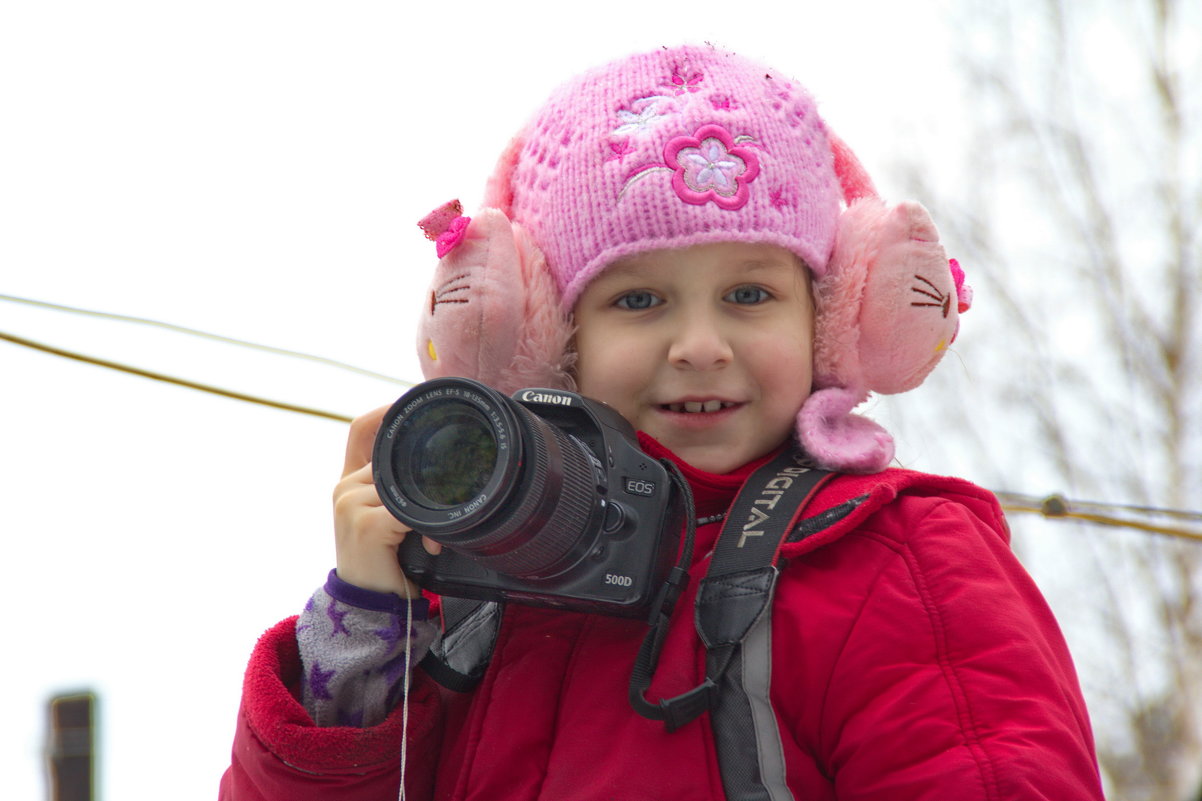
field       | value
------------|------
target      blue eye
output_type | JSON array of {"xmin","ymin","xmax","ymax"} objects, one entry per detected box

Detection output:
[
  {"xmin": 726, "ymin": 286, "xmax": 770, "ymax": 304},
  {"xmin": 616, "ymin": 291, "xmax": 661, "ymax": 310}
]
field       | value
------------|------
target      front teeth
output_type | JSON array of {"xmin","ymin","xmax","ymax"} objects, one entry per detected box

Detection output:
[{"xmin": 668, "ymin": 400, "xmax": 730, "ymax": 413}]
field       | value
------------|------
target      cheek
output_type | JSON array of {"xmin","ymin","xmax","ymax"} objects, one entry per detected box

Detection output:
[
  {"xmin": 752, "ymin": 334, "xmax": 813, "ymax": 381},
  {"xmin": 573, "ymin": 329, "xmax": 637, "ymax": 404},
  {"xmin": 749, "ymin": 335, "xmax": 814, "ymax": 421},
  {"xmin": 576, "ymin": 363, "xmax": 640, "ymax": 419}
]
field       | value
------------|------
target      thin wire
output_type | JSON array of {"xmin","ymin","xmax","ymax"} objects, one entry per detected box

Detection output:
[
  {"xmin": 0, "ymin": 330, "xmax": 354, "ymax": 423},
  {"xmin": 5, "ymin": 321, "xmax": 1202, "ymax": 544},
  {"xmin": 398, "ymin": 583, "xmax": 414, "ymax": 801},
  {"xmin": 0, "ymin": 292, "xmax": 411, "ymax": 385}
]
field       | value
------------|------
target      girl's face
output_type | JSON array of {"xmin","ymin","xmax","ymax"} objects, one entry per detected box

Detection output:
[{"xmin": 573, "ymin": 242, "xmax": 813, "ymax": 474}]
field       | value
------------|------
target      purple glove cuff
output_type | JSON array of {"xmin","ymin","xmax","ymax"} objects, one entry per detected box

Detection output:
[{"xmin": 325, "ymin": 569, "xmax": 430, "ymax": 619}]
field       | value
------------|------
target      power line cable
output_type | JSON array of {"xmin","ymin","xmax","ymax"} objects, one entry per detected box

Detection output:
[
  {"xmin": 4, "ymin": 304, "xmax": 1201, "ymax": 544},
  {"xmin": 0, "ymin": 330, "xmax": 354, "ymax": 423},
  {"xmin": 0, "ymin": 292, "xmax": 410, "ymax": 385}
]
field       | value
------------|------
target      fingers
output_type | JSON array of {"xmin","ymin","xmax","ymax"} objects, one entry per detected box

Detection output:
[
  {"xmin": 338, "ymin": 461, "xmax": 442, "ymax": 555},
  {"xmin": 337, "ymin": 461, "xmax": 382, "ymax": 500},
  {"xmin": 334, "ymin": 403, "xmax": 443, "ymax": 596},
  {"xmin": 333, "ymin": 480, "xmax": 417, "ymax": 596}
]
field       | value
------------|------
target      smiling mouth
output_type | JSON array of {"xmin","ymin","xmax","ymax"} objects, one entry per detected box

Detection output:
[{"xmin": 662, "ymin": 400, "xmax": 738, "ymax": 414}]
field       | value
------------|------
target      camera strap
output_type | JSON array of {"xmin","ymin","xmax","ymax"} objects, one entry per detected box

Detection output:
[
  {"xmin": 418, "ymin": 596, "xmax": 504, "ymax": 693},
  {"xmin": 629, "ymin": 446, "xmax": 834, "ymax": 800},
  {"xmin": 419, "ymin": 444, "xmax": 839, "ymax": 801}
]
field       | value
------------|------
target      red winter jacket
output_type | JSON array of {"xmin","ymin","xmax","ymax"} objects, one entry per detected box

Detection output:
[{"xmin": 220, "ymin": 443, "xmax": 1104, "ymax": 800}]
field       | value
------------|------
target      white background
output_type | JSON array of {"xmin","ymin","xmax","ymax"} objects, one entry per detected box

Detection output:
[{"xmin": 2, "ymin": 3, "xmax": 972, "ymax": 798}]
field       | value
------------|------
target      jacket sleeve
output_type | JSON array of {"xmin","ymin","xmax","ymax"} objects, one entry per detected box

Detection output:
[
  {"xmin": 298, "ymin": 571, "xmax": 438, "ymax": 728},
  {"xmin": 781, "ymin": 495, "xmax": 1105, "ymax": 801},
  {"xmin": 219, "ymin": 617, "xmax": 442, "ymax": 801}
]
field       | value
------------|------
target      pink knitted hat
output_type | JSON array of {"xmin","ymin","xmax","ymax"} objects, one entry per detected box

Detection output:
[
  {"xmin": 415, "ymin": 45, "xmax": 971, "ymax": 473},
  {"xmin": 488, "ymin": 45, "xmax": 842, "ymax": 307}
]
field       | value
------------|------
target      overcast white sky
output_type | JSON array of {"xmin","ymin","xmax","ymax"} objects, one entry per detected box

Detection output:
[{"xmin": 1, "ymin": 2, "xmax": 975, "ymax": 798}]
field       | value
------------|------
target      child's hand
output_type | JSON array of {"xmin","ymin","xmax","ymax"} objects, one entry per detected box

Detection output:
[{"xmin": 333, "ymin": 406, "xmax": 442, "ymax": 598}]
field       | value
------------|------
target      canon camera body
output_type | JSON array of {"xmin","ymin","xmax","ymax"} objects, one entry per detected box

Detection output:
[{"xmin": 372, "ymin": 377, "xmax": 683, "ymax": 617}]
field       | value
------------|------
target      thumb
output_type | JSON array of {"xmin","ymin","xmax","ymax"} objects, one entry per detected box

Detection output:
[{"xmin": 343, "ymin": 404, "xmax": 393, "ymax": 478}]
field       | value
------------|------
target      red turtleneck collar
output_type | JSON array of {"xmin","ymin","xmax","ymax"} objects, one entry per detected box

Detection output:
[{"xmin": 636, "ymin": 431, "xmax": 785, "ymax": 525}]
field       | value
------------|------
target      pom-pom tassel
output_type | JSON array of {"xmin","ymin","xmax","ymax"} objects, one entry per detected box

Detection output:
[{"xmin": 796, "ymin": 387, "xmax": 894, "ymax": 474}]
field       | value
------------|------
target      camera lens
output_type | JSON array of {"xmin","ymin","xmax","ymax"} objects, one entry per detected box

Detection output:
[
  {"xmin": 373, "ymin": 378, "xmax": 604, "ymax": 579},
  {"xmin": 399, "ymin": 401, "xmax": 498, "ymax": 509}
]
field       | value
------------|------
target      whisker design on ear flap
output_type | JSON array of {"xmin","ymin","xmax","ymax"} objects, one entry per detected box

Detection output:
[
  {"xmin": 799, "ymin": 135, "xmax": 970, "ymax": 473},
  {"xmin": 910, "ymin": 275, "xmax": 952, "ymax": 317},
  {"xmin": 415, "ymin": 206, "xmax": 574, "ymax": 395},
  {"xmin": 431, "ymin": 274, "xmax": 472, "ymax": 313}
]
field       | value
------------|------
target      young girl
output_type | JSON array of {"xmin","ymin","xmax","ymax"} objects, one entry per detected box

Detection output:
[{"xmin": 221, "ymin": 45, "xmax": 1105, "ymax": 800}]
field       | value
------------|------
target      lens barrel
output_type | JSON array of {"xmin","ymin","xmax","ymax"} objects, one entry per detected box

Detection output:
[{"xmin": 373, "ymin": 378, "xmax": 604, "ymax": 579}]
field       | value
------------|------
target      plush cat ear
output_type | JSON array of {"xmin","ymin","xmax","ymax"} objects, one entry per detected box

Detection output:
[
  {"xmin": 812, "ymin": 198, "xmax": 964, "ymax": 394},
  {"xmin": 416, "ymin": 204, "xmax": 574, "ymax": 396},
  {"xmin": 797, "ymin": 142, "xmax": 971, "ymax": 472}
]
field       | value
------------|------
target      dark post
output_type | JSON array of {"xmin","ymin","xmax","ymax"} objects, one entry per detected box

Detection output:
[{"xmin": 47, "ymin": 692, "xmax": 95, "ymax": 801}]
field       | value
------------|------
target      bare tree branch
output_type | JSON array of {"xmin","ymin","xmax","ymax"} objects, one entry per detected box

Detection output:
[{"xmin": 884, "ymin": 0, "xmax": 1202, "ymax": 797}]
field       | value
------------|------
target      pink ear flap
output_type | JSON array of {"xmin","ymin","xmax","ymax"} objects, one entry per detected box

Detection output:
[
  {"xmin": 814, "ymin": 199, "xmax": 961, "ymax": 394},
  {"xmin": 798, "ymin": 139, "xmax": 969, "ymax": 473},
  {"xmin": 416, "ymin": 206, "xmax": 574, "ymax": 395},
  {"xmin": 860, "ymin": 202, "xmax": 962, "ymax": 392}
]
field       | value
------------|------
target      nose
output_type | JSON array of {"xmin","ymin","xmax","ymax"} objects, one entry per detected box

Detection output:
[{"xmin": 668, "ymin": 309, "xmax": 733, "ymax": 371}]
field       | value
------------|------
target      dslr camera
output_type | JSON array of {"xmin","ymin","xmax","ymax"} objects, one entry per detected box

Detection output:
[{"xmin": 372, "ymin": 377, "xmax": 683, "ymax": 617}]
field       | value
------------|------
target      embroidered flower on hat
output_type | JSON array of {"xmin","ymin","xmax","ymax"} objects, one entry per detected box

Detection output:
[
  {"xmin": 667, "ymin": 65, "xmax": 703, "ymax": 95},
  {"xmin": 607, "ymin": 140, "xmax": 637, "ymax": 163},
  {"xmin": 664, "ymin": 124, "xmax": 761, "ymax": 210},
  {"xmin": 709, "ymin": 93, "xmax": 740, "ymax": 111},
  {"xmin": 613, "ymin": 96, "xmax": 673, "ymax": 136}
]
